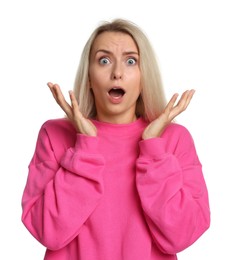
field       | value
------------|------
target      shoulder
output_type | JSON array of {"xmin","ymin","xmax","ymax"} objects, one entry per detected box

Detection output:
[
  {"xmin": 39, "ymin": 118, "xmax": 77, "ymax": 156},
  {"xmin": 41, "ymin": 118, "xmax": 76, "ymax": 133},
  {"xmin": 162, "ymin": 122, "xmax": 191, "ymax": 138},
  {"xmin": 161, "ymin": 122, "xmax": 194, "ymax": 150}
]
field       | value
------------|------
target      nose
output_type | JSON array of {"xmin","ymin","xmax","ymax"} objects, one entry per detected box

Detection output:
[{"xmin": 111, "ymin": 62, "xmax": 122, "ymax": 80}]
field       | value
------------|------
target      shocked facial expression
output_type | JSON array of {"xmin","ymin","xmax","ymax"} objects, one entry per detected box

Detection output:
[{"xmin": 89, "ymin": 31, "xmax": 141, "ymax": 124}]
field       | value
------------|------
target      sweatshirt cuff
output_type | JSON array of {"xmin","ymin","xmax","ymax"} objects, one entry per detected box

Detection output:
[
  {"xmin": 139, "ymin": 138, "xmax": 166, "ymax": 159},
  {"xmin": 74, "ymin": 134, "xmax": 100, "ymax": 153}
]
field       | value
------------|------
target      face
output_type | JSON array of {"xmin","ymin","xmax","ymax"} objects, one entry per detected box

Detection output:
[{"xmin": 89, "ymin": 31, "xmax": 141, "ymax": 124}]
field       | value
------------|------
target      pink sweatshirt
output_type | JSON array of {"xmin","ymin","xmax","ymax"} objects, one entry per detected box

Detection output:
[{"xmin": 21, "ymin": 118, "xmax": 210, "ymax": 260}]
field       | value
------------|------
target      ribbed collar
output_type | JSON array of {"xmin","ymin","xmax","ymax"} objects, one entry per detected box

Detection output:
[{"xmin": 91, "ymin": 117, "xmax": 148, "ymax": 137}]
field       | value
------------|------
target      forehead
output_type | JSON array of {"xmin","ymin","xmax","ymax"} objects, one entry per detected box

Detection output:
[{"xmin": 91, "ymin": 31, "xmax": 138, "ymax": 52}]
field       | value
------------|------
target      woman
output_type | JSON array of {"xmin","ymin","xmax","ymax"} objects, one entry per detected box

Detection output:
[{"xmin": 21, "ymin": 19, "xmax": 210, "ymax": 259}]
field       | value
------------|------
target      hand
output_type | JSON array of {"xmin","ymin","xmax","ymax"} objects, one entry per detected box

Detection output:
[
  {"xmin": 47, "ymin": 82, "xmax": 97, "ymax": 136},
  {"xmin": 142, "ymin": 89, "xmax": 195, "ymax": 139}
]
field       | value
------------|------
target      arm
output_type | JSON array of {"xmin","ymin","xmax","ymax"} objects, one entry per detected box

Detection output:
[
  {"xmin": 136, "ymin": 125, "xmax": 210, "ymax": 254},
  {"xmin": 21, "ymin": 125, "xmax": 105, "ymax": 250}
]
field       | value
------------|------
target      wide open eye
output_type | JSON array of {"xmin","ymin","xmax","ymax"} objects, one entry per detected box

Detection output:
[
  {"xmin": 126, "ymin": 58, "xmax": 137, "ymax": 65},
  {"xmin": 99, "ymin": 57, "xmax": 110, "ymax": 65}
]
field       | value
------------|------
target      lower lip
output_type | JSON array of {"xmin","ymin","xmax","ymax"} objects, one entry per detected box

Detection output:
[{"xmin": 108, "ymin": 94, "xmax": 124, "ymax": 104}]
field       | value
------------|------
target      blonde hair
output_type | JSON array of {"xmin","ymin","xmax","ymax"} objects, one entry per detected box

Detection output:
[{"xmin": 74, "ymin": 18, "xmax": 166, "ymax": 122}]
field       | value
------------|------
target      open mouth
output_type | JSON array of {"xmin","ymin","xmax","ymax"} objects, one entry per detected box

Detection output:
[{"xmin": 108, "ymin": 87, "xmax": 125, "ymax": 98}]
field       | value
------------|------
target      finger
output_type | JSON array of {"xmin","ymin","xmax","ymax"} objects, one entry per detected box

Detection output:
[
  {"xmin": 184, "ymin": 89, "xmax": 195, "ymax": 108},
  {"xmin": 47, "ymin": 82, "xmax": 59, "ymax": 102},
  {"xmin": 167, "ymin": 90, "xmax": 195, "ymax": 121},
  {"xmin": 174, "ymin": 90, "xmax": 189, "ymax": 108},
  {"xmin": 48, "ymin": 83, "xmax": 65, "ymax": 105},
  {"xmin": 165, "ymin": 93, "xmax": 179, "ymax": 112},
  {"xmin": 69, "ymin": 90, "xmax": 82, "ymax": 117},
  {"xmin": 174, "ymin": 90, "xmax": 193, "ymax": 111},
  {"xmin": 177, "ymin": 89, "xmax": 195, "ymax": 111},
  {"xmin": 47, "ymin": 83, "xmax": 73, "ymax": 118}
]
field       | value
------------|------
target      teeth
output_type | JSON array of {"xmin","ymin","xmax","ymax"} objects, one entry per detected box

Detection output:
[{"xmin": 112, "ymin": 87, "xmax": 124, "ymax": 91}]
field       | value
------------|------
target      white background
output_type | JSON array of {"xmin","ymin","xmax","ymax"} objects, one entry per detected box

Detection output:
[{"xmin": 1, "ymin": 0, "xmax": 232, "ymax": 259}]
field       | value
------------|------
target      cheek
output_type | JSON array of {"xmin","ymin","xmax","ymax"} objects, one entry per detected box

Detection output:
[
  {"xmin": 130, "ymin": 72, "xmax": 141, "ymax": 91},
  {"xmin": 129, "ymin": 68, "xmax": 141, "ymax": 83},
  {"xmin": 89, "ymin": 65, "xmax": 98, "ymax": 86},
  {"xmin": 89, "ymin": 69, "xmax": 95, "ymax": 86},
  {"xmin": 89, "ymin": 69, "xmax": 106, "ymax": 88}
]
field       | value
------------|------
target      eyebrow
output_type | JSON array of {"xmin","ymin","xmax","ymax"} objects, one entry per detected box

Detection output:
[{"xmin": 95, "ymin": 49, "xmax": 139, "ymax": 56}]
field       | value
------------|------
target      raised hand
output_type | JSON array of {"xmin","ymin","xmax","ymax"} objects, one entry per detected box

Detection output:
[
  {"xmin": 142, "ymin": 89, "xmax": 195, "ymax": 139},
  {"xmin": 47, "ymin": 82, "xmax": 97, "ymax": 136}
]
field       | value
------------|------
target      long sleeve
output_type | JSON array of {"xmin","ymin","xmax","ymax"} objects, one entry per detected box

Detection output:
[
  {"xmin": 136, "ymin": 123, "xmax": 210, "ymax": 254},
  {"xmin": 21, "ymin": 121, "xmax": 105, "ymax": 251}
]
